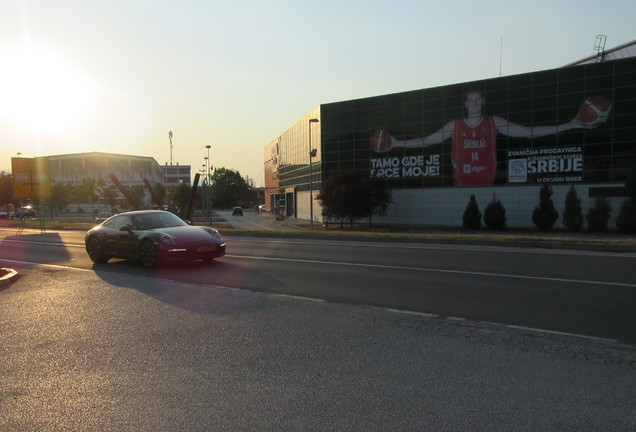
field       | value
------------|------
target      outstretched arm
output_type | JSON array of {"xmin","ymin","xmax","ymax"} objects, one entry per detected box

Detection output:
[
  {"xmin": 494, "ymin": 114, "xmax": 592, "ymax": 138},
  {"xmin": 391, "ymin": 120, "xmax": 456, "ymax": 149}
]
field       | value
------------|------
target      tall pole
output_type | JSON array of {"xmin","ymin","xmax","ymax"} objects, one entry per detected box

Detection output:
[
  {"xmin": 202, "ymin": 161, "xmax": 207, "ymax": 218},
  {"xmin": 308, "ymin": 118, "xmax": 319, "ymax": 230},
  {"xmin": 206, "ymin": 145, "xmax": 211, "ymax": 223},
  {"xmin": 168, "ymin": 131, "xmax": 173, "ymax": 165}
]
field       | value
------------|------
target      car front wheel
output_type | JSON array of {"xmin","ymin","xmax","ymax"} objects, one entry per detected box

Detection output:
[
  {"xmin": 86, "ymin": 237, "xmax": 108, "ymax": 263},
  {"xmin": 139, "ymin": 239, "xmax": 158, "ymax": 268}
]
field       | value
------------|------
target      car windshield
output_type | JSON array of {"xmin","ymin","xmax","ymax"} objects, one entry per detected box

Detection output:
[{"xmin": 131, "ymin": 212, "xmax": 187, "ymax": 230}]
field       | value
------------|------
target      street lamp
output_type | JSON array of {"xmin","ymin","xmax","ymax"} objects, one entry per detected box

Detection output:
[
  {"xmin": 206, "ymin": 145, "xmax": 211, "ymax": 221},
  {"xmin": 204, "ymin": 157, "xmax": 209, "ymax": 216},
  {"xmin": 308, "ymin": 118, "xmax": 319, "ymax": 230}
]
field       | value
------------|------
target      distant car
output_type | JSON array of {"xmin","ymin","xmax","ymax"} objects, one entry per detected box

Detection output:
[
  {"xmin": 13, "ymin": 206, "xmax": 36, "ymax": 219},
  {"xmin": 258, "ymin": 204, "xmax": 266, "ymax": 213},
  {"xmin": 232, "ymin": 207, "xmax": 243, "ymax": 216},
  {"xmin": 85, "ymin": 210, "xmax": 226, "ymax": 268},
  {"xmin": 95, "ymin": 212, "xmax": 112, "ymax": 224}
]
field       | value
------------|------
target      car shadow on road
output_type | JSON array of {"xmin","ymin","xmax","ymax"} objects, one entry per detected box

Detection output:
[
  {"xmin": 0, "ymin": 232, "xmax": 72, "ymax": 265},
  {"xmin": 90, "ymin": 259, "xmax": 288, "ymax": 317}
]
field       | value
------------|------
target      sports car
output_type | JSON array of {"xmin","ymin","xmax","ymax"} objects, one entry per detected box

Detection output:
[{"xmin": 85, "ymin": 210, "xmax": 226, "ymax": 268}]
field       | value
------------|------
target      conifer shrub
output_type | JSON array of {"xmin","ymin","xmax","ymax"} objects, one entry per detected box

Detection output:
[
  {"xmin": 484, "ymin": 195, "xmax": 506, "ymax": 230},
  {"xmin": 532, "ymin": 185, "xmax": 558, "ymax": 231},
  {"xmin": 616, "ymin": 173, "xmax": 636, "ymax": 234},
  {"xmin": 462, "ymin": 194, "xmax": 482, "ymax": 229},
  {"xmin": 562, "ymin": 185, "xmax": 584, "ymax": 232},
  {"xmin": 586, "ymin": 196, "xmax": 612, "ymax": 232}
]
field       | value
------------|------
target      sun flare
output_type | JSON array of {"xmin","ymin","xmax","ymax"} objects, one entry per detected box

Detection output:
[{"xmin": 0, "ymin": 44, "xmax": 99, "ymax": 134}]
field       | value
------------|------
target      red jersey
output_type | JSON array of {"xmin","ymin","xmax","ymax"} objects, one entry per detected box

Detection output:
[{"xmin": 451, "ymin": 117, "xmax": 498, "ymax": 187}]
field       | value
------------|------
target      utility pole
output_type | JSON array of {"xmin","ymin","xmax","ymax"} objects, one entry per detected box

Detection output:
[{"xmin": 168, "ymin": 131, "xmax": 173, "ymax": 165}]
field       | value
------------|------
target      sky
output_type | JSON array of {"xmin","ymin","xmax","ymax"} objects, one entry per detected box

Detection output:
[{"xmin": 0, "ymin": 0, "xmax": 634, "ymax": 187}]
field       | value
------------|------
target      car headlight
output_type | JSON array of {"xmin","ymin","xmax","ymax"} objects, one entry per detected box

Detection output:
[
  {"xmin": 203, "ymin": 227, "xmax": 223, "ymax": 241},
  {"xmin": 159, "ymin": 233, "xmax": 176, "ymax": 245}
]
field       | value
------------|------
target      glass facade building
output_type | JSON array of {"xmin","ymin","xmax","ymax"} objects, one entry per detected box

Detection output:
[{"xmin": 265, "ymin": 56, "xmax": 636, "ymax": 228}]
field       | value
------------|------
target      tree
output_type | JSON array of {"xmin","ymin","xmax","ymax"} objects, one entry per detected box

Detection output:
[
  {"xmin": 462, "ymin": 194, "xmax": 482, "ymax": 229},
  {"xmin": 149, "ymin": 181, "xmax": 166, "ymax": 208},
  {"xmin": 168, "ymin": 183, "xmax": 191, "ymax": 212},
  {"xmin": 0, "ymin": 172, "xmax": 16, "ymax": 212},
  {"xmin": 562, "ymin": 185, "xmax": 584, "ymax": 232},
  {"xmin": 616, "ymin": 200, "xmax": 636, "ymax": 233},
  {"xmin": 484, "ymin": 194, "xmax": 506, "ymax": 230},
  {"xmin": 317, "ymin": 170, "xmax": 360, "ymax": 227},
  {"xmin": 71, "ymin": 178, "xmax": 99, "ymax": 206},
  {"xmin": 365, "ymin": 176, "xmax": 393, "ymax": 227},
  {"xmin": 103, "ymin": 186, "xmax": 120, "ymax": 210},
  {"xmin": 317, "ymin": 169, "xmax": 392, "ymax": 228},
  {"xmin": 616, "ymin": 172, "xmax": 636, "ymax": 233},
  {"xmin": 586, "ymin": 196, "xmax": 612, "ymax": 232},
  {"xmin": 532, "ymin": 185, "xmax": 558, "ymax": 231},
  {"xmin": 210, "ymin": 167, "xmax": 251, "ymax": 208},
  {"xmin": 127, "ymin": 185, "xmax": 145, "ymax": 210},
  {"xmin": 50, "ymin": 182, "xmax": 73, "ymax": 212}
]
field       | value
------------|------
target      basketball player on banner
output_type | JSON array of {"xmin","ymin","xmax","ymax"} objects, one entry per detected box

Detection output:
[{"xmin": 370, "ymin": 89, "xmax": 611, "ymax": 187}]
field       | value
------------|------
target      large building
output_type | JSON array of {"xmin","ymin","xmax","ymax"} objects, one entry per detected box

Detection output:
[
  {"xmin": 162, "ymin": 162, "xmax": 192, "ymax": 186},
  {"xmin": 47, "ymin": 152, "xmax": 190, "ymax": 208},
  {"xmin": 265, "ymin": 40, "xmax": 636, "ymax": 228}
]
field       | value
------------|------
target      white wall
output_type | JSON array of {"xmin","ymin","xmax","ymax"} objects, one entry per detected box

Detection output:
[
  {"xmin": 377, "ymin": 184, "xmax": 625, "ymax": 229},
  {"xmin": 302, "ymin": 184, "xmax": 626, "ymax": 229}
]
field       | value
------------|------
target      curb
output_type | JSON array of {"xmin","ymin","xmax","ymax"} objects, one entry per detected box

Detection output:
[{"xmin": 0, "ymin": 268, "xmax": 19, "ymax": 287}]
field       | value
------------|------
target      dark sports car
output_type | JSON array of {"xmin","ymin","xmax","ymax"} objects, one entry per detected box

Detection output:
[{"xmin": 85, "ymin": 210, "xmax": 226, "ymax": 268}]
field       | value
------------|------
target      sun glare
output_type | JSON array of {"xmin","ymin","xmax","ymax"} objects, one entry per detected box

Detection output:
[{"xmin": 0, "ymin": 44, "xmax": 99, "ymax": 134}]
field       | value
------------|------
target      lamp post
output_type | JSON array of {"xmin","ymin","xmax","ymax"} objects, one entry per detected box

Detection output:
[
  {"xmin": 202, "ymin": 162, "xmax": 207, "ymax": 216},
  {"xmin": 308, "ymin": 118, "xmax": 319, "ymax": 230},
  {"xmin": 206, "ymin": 145, "xmax": 211, "ymax": 222}
]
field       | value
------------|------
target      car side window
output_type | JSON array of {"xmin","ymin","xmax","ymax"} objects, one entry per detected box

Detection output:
[{"xmin": 109, "ymin": 215, "xmax": 132, "ymax": 231}]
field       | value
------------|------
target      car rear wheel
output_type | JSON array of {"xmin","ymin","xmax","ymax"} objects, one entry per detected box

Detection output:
[
  {"xmin": 139, "ymin": 239, "xmax": 158, "ymax": 268},
  {"xmin": 86, "ymin": 237, "xmax": 108, "ymax": 263}
]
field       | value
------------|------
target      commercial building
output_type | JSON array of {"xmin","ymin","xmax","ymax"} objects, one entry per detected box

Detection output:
[
  {"xmin": 47, "ymin": 152, "xmax": 189, "ymax": 209},
  {"xmin": 163, "ymin": 162, "xmax": 192, "ymax": 186},
  {"xmin": 264, "ymin": 41, "xmax": 636, "ymax": 228}
]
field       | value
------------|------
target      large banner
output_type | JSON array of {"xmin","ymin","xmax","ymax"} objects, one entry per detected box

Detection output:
[
  {"xmin": 369, "ymin": 90, "xmax": 612, "ymax": 186},
  {"xmin": 322, "ymin": 57, "xmax": 635, "ymax": 189},
  {"xmin": 11, "ymin": 157, "xmax": 52, "ymax": 199},
  {"xmin": 367, "ymin": 91, "xmax": 614, "ymax": 187}
]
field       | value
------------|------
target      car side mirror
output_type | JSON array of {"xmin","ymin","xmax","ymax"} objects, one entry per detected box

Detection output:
[{"xmin": 120, "ymin": 224, "xmax": 133, "ymax": 233}]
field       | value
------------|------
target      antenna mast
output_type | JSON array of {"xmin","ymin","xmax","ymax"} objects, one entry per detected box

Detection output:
[
  {"xmin": 593, "ymin": 35, "xmax": 607, "ymax": 63},
  {"xmin": 168, "ymin": 131, "xmax": 173, "ymax": 165},
  {"xmin": 499, "ymin": 37, "xmax": 503, "ymax": 77}
]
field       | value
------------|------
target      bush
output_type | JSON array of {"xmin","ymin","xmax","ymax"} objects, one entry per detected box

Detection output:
[
  {"xmin": 532, "ymin": 185, "xmax": 558, "ymax": 231},
  {"xmin": 615, "ymin": 171, "xmax": 636, "ymax": 234},
  {"xmin": 586, "ymin": 196, "xmax": 612, "ymax": 232},
  {"xmin": 484, "ymin": 195, "xmax": 506, "ymax": 230},
  {"xmin": 462, "ymin": 194, "xmax": 482, "ymax": 229},
  {"xmin": 616, "ymin": 199, "xmax": 636, "ymax": 233},
  {"xmin": 562, "ymin": 185, "xmax": 584, "ymax": 231}
]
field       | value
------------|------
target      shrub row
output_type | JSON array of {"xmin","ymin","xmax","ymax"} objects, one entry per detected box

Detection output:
[{"xmin": 462, "ymin": 182, "xmax": 636, "ymax": 233}]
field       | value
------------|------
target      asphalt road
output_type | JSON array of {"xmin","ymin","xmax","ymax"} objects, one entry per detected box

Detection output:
[
  {"xmin": 2, "ymin": 220, "xmax": 636, "ymax": 431},
  {"xmin": 1, "ymin": 222, "xmax": 635, "ymax": 343},
  {"xmin": 2, "ymin": 262, "xmax": 635, "ymax": 431}
]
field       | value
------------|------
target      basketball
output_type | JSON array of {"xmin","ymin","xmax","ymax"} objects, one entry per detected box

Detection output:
[
  {"xmin": 370, "ymin": 129, "xmax": 391, "ymax": 152},
  {"xmin": 578, "ymin": 95, "xmax": 612, "ymax": 126}
]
